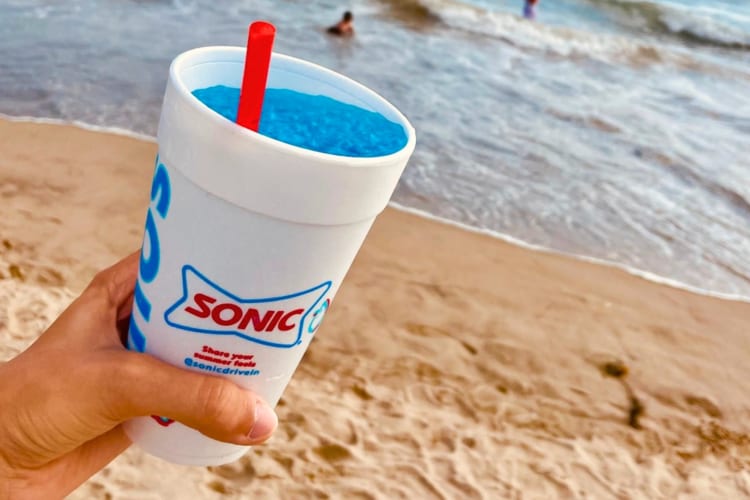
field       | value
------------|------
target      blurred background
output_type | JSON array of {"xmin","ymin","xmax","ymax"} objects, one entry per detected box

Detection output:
[{"xmin": 1, "ymin": 0, "xmax": 749, "ymax": 298}]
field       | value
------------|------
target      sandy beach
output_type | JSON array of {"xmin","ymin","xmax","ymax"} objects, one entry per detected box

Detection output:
[{"xmin": 1, "ymin": 118, "xmax": 749, "ymax": 498}]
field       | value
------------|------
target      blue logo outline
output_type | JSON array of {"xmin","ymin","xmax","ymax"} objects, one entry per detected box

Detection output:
[{"xmin": 164, "ymin": 265, "xmax": 331, "ymax": 349}]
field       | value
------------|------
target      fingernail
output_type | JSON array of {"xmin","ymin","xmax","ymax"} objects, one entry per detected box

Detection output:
[{"xmin": 248, "ymin": 399, "xmax": 278, "ymax": 442}]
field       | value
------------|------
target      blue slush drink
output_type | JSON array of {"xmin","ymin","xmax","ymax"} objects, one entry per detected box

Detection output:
[{"xmin": 193, "ymin": 86, "xmax": 408, "ymax": 157}]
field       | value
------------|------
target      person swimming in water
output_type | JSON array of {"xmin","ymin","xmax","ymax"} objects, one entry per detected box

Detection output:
[
  {"xmin": 523, "ymin": 0, "xmax": 538, "ymax": 21},
  {"xmin": 327, "ymin": 11, "xmax": 354, "ymax": 36}
]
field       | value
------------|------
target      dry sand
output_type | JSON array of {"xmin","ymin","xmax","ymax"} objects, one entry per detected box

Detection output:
[{"xmin": 1, "ymin": 118, "xmax": 750, "ymax": 499}]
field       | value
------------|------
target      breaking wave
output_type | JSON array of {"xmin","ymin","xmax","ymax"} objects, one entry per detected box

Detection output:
[
  {"xmin": 381, "ymin": 0, "xmax": 750, "ymax": 53},
  {"xmin": 590, "ymin": 0, "xmax": 750, "ymax": 49}
]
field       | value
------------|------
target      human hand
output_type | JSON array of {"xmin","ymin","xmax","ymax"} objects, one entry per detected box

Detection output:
[{"xmin": 0, "ymin": 251, "xmax": 278, "ymax": 499}]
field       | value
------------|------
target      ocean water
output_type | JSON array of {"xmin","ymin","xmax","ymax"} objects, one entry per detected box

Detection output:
[
  {"xmin": 1, "ymin": 0, "xmax": 749, "ymax": 298},
  {"xmin": 192, "ymin": 86, "xmax": 408, "ymax": 157}
]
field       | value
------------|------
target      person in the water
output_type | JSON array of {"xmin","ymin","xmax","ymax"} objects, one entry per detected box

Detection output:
[
  {"xmin": 523, "ymin": 0, "xmax": 539, "ymax": 21},
  {"xmin": 327, "ymin": 11, "xmax": 354, "ymax": 36}
]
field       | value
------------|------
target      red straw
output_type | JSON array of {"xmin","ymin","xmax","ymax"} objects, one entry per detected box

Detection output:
[{"xmin": 237, "ymin": 21, "xmax": 276, "ymax": 131}]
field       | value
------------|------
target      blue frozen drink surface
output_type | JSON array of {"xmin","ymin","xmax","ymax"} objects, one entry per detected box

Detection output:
[{"xmin": 192, "ymin": 86, "xmax": 407, "ymax": 157}]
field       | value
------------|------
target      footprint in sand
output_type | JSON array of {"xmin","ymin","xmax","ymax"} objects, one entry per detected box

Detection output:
[
  {"xmin": 352, "ymin": 383, "xmax": 374, "ymax": 401},
  {"xmin": 3, "ymin": 290, "xmax": 61, "ymax": 340},
  {"xmin": 484, "ymin": 340, "xmax": 543, "ymax": 372},
  {"xmin": 404, "ymin": 322, "xmax": 478, "ymax": 356},
  {"xmin": 207, "ymin": 456, "xmax": 257, "ymax": 485},
  {"xmin": 206, "ymin": 479, "xmax": 232, "ymax": 494},
  {"xmin": 313, "ymin": 442, "xmax": 352, "ymax": 463},
  {"xmin": 684, "ymin": 394, "xmax": 722, "ymax": 418},
  {"xmin": 82, "ymin": 481, "xmax": 113, "ymax": 500},
  {"xmin": 32, "ymin": 266, "xmax": 66, "ymax": 287}
]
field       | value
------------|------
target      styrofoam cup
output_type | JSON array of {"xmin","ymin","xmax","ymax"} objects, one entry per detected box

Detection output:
[{"xmin": 123, "ymin": 46, "xmax": 416, "ymax": 465}]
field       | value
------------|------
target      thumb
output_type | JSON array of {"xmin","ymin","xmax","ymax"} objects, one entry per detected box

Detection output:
[{"xmin": 108, "ymin": 352, "xmax": 278, "ymax": 446}]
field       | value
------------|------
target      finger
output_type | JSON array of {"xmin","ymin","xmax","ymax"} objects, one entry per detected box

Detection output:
[
  {"xmin": 20, "ymin": 426, "xmax": 130, "ymax": 499},
  {"xmin": 108, "ymin": 353, "xmax": 277, "ymax": 446},
  {"xmin": 85, "ymin": 250, "xmax": 141, "ymax": 316}
]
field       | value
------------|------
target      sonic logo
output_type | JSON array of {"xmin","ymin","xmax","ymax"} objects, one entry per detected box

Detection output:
[
  {"xmin": 184, "ymin": 294, "xmax": 303, "ymax": 332},
  {"xmin": 165, "ymin": 266, "xmax": 331, "ymax": 349}
]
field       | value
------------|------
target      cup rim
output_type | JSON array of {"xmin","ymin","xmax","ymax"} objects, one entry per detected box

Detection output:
[{"xmin": 170, "ymin": 45, "xmax": 416, "ymax": 167}]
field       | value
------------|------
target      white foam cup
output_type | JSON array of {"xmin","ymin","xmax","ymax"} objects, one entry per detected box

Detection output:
[{"xmin": 123, "ymin": 46, "xmax": 415, "ymax": 465}]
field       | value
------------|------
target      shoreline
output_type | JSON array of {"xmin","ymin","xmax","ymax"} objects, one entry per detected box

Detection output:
[
  {"xmin": 2, "ymin": 113, "xmax": 747, "ymax": 304},
  {"xmin": 389, "ymin": 201, "xmax": 750, "ymax": 305}
]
